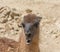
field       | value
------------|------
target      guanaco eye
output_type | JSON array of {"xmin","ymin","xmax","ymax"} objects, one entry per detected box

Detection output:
[
  {"xmin": 22, "ymin": 23, "xmax": 25, "ymax": 27},
  {"xmin": 33, "ymin": 22, "xmax": 39, "ymax": 28}
]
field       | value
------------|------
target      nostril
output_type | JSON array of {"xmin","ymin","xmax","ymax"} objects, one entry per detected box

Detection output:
[{"xmin": 28, "ymin": 33, "xmax": 31, "ymax": 37}]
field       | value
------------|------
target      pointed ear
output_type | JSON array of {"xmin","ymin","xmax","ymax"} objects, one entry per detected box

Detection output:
[
  {"xmin": 33, "ymin": 16, "xmax": 42, "ymax": 27},
  {"xmin": 18, "ymin": 22, "xmax": 24, "ymax": 28},
  {"xmin": 35, "ymin": 16, "xmax": 42, "ymax": 23},
  {"xmin": 37, "ymin": 16, "xmax": 42, "ymax": 22},
  {"xmin": 18, "ymin": 23, "xmax": 22, "ymax": 27}
]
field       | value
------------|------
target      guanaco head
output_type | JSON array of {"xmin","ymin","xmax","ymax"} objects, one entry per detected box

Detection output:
[{"xmin": 21, "ymin": 14, "xmax": 42, "ymax": 44}]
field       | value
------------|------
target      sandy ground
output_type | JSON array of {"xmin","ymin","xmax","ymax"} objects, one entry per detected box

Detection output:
[{"xmin": 0, "ymin": 0, "xmax": 60, "ymax": 52}]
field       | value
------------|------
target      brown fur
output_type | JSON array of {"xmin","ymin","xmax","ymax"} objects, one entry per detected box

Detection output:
[
  {"xmin": 0, "ymin": 37, "xmax": 19, "ymax": 52},
  {"xmin": 19, "ymin": 28, "xmax": 40, "ymax": 52},
  {"xmin": 19, "ymin": 14, "xmax": 40, "ymax": 52},
  {"xmin": 24, "ymin": 14, "xmax": 37, "ymax": 23}
]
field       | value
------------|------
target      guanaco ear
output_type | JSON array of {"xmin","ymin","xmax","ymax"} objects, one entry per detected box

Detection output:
[
  {"xmin": 37, "ymin": 16, "xmax": 42, "ymax": 22},
  {"xmin": 18, "ymin": 23, "xmax": 22, "ymax": 27},
  {"xmin": 33, "ymin": 16, "xmax": 42, "ymax": 27},
  {"xmin": 34, "ymin": 16, "xmax": 42, "ymax": 23},
  {"xmin": 18, "ymin": 22, "xmax": 24, "ymax": 27}
]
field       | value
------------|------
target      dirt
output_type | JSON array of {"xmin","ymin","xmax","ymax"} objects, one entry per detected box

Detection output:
[{"xmin": 0, "ymin": 0, "xmax": 60, "ymax": 52}]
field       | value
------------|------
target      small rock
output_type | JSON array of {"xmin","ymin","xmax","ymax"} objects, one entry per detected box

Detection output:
[{"xmin": 25, "ymin": 9, "xmax": 32, "ymax": 13}]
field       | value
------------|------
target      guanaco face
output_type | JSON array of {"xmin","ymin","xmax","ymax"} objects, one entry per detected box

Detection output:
[{"xmin": 21, "ymin": 14, "xmax": 41, "ymax": 44}]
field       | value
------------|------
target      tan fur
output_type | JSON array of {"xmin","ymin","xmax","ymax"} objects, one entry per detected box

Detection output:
[
  {"xmin": 24, "ymin": 14, "xmax": 37, "ymax": 23},
  {"xmin": 0, "ymin": 37, "xmax": 19, "ymax": 52},
  {"xmin": 18, "ymin": 14, "xmax": 40, "ymax": 52},
  {"xmin": 19, "ymin": 28, "xmax": 40, "ymax": 52}
]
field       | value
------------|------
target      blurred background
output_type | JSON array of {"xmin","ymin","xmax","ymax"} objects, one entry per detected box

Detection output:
[{"xmin": 0, "ymin": 0, "xmax": 60, "ymax": 52}]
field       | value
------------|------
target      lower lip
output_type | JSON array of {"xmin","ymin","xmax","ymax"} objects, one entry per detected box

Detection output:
[{"xmin": 26, "ymin": 42, "xmax": 30, "ymax": 45}]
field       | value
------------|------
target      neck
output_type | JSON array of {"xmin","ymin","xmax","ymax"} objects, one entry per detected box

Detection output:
[{"xmin": 19, "ymin": 27, "xmax": 40, "ymax": 52}]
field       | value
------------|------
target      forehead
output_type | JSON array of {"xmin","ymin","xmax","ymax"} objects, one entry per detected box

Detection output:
[{"xmin": 24, "ymin": 14, "xmax": 37, "ymax": 23}]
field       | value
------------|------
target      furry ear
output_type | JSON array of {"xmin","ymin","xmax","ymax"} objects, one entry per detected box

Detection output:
[
  {"xmin": 18, "ymin": 22, "xmax": 24, "ymax": 27},
  {"xmin": 33, "ymin": 16, "xmax": 42, "ymax": 27},
  {"xmin": 18, "ymin": 22, "xmax": 25, "ymax": 28},
  {"xmin": 18, "ymin": 23, "xmax": 23, "ymax": 27},
  {"xmin": 37, "ymin": 16, "xmax": 42, "ymax": 22},
  {"xmin": 35, "ymin": 16, "xmax": 42, "ymax": 23}
]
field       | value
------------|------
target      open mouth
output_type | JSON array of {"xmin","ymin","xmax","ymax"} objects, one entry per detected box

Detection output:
[{"xmin": 26, "ymin": 39, "xmax": 31, "ymax": 45}]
